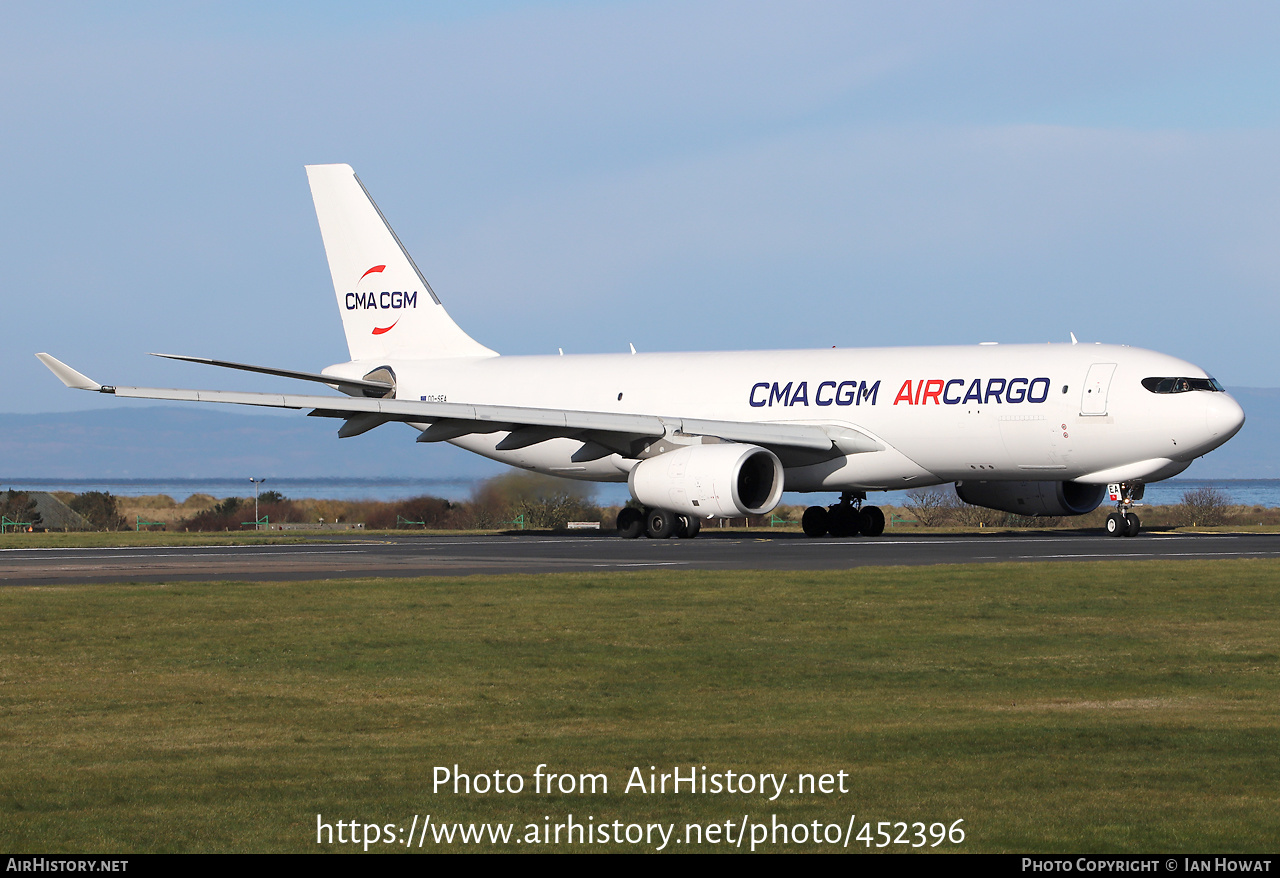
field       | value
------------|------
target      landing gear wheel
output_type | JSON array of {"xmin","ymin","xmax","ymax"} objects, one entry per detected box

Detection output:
[
  {"xmin": 645, "ymin": 508, "xmax": 678, "ymax": 539},
  {"xmin": 1105, "ymin": 513, "xmax": 1124, "ymax": 537},
  {"xmin": 861, "ymin": 505, "xmax": 886, "ymax": 537},
  {"xmin": 1106, "ymin": 481, "xmax": 1146, "ymax": 539},
  {"xmin": 616, "ymin": 506, "xmax": 644, "ymax": 539},
  {"xmin": 676, "ymin": 515, "xmax": 701, "ymax": 539},
  {"xmin": 1123, "ymin": 513, "xmax": 1141, "ymax": 537},
  {"xmin": 828, "ymin": 505, "xmax": 859, "ymax": 538},
  {"xmin": 802, "ymin": 506, "xmax": 829, "ymax": 537}
]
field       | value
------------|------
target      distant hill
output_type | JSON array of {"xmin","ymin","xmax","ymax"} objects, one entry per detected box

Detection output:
[
  {"xmin": 0, "ymin": 406, "xmax": 504, "ymax": 480},
  {"xmin": 2, "ymin": 388, "xmax": 1275, "ymax": 480}
]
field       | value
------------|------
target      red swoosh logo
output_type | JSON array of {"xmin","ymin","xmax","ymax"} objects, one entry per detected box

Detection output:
[
  {"xmin": 359, "ymin": 265, "xmax": 386, "ymax": 283},
  {"xmin": 372, "ymin": 320, "xmax": 398, "ymax": 335}
]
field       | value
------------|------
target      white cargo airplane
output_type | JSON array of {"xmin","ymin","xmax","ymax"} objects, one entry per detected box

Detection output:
[{"xmin": 38, "ymin": 164, "xmax": 1245, "ymax": 539}]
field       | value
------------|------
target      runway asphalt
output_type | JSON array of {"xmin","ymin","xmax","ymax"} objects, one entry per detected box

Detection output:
[{"xmin": 2, "ymin": 529, "xmax": 1279, "ymax": 586}]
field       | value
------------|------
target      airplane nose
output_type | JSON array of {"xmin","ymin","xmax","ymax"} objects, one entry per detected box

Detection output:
[{"xmin": 1205, "ymin": 393, "xmax": 1246, "ymax": 443}]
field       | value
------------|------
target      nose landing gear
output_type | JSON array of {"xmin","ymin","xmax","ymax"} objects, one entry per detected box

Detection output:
[{"xmin": 1105, "ymin": 482, "xmax": 1143, "ymax": 537}]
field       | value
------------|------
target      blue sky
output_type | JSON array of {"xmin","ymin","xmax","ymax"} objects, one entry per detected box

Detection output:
[{"xmin": 7, "ymin": 1, "xmax": 1280, "ymax": 415}]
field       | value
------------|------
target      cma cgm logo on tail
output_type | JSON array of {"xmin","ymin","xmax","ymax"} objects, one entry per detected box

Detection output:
[
  {"xmin": 344, "ymin": 265, "xmax": 419, "ymax": 335},
  {"xmin": 748, "ymin": 377, "xmax": 1051, "ymax": 407}
]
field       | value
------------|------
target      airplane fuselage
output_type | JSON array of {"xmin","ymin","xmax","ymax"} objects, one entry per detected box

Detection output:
[{"xmin": 325, "ymin": 341, "xmax": 1244, "ymax": 495}]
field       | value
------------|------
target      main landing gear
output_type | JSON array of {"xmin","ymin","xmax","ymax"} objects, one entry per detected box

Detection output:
[
  {"xmin": 616, "ymin": 506, "xmax": 702, "ymax": 539},
  {"xmin": 801, "ymin": 492, "xmax": 886, "ymax": 538},
  {"xmin": 1104, "ymin": 482, "xmax": 1143, "ymax": 538}
]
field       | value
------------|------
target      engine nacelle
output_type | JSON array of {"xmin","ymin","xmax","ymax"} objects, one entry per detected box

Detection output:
[
  {"xmin": 954, "ymin": 480, "xmax": 1106, "ymax": 517},
  {"xmin": 628, "ymin": 444, "xmax": 785, "ymax": 518}
]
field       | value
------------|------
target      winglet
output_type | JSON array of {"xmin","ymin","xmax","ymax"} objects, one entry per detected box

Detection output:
[{"xmin": 35, "ymin": 353, "xmax": 104, "ymax": 391}]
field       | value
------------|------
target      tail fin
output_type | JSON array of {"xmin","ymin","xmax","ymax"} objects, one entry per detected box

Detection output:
[{"xmin": 305, "ymin": 163, "xmax": 497, "ymax": 361}]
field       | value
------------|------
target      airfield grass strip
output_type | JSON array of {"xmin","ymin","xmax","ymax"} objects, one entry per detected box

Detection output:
[
  {"xmin": 0, "ymin": 531, "xmax": 314, "ymax": 549},
  {"xmin": 1, "ymin": 560, "xmax": 1277, "ymax": 853}
]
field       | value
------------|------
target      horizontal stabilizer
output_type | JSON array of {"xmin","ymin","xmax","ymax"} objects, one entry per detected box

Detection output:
[{"xmin": 151, "ymin": 353, "xmax": 392, "ymax": 397}]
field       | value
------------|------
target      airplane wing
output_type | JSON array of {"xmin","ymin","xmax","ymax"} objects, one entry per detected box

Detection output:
[{"xmin": 36, "ymin": 353, "xmax": 880, "ymax": 462}]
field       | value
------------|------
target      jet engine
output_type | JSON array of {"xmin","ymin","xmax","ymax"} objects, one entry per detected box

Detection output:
[
  {"xmin": 628, "ymin": 444, "xmax": 785, "ymax": 519},
  {"xmin": 954, "ymin": 480, "xmax": 1105, "ymax": 517}
]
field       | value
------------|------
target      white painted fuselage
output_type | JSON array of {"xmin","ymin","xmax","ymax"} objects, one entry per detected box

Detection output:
[{"xmin": 325, "ymin": 341, "xmax": 1244, "ymax": 494}]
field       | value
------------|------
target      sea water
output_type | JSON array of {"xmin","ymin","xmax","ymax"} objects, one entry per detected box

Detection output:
[{"xmin": 5, "ymin": 477, "xmax": 1279, "ymax": 508}]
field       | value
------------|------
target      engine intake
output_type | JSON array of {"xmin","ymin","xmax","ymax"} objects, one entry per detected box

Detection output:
[
  {"xmin": 628, "ymin": 444, "xmax": 784, "ymax": 518},
  {"xmin": 955, "ymin": 480, "xmax": 1105, "ymax": 517}
]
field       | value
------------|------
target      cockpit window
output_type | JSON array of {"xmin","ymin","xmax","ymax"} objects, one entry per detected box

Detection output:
[{"xmin": 1141, "ymin": 376, "xmax": 1225, "ymax": 394}]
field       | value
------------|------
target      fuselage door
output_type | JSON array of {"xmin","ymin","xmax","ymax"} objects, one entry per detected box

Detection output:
[{"xmin": 1080, "ymin": 363, "xmax": 1117, "ymax": 416}]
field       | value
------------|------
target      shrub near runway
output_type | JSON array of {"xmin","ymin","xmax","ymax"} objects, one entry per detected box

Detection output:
[{"xmin": 1, "ymin": 560, "xmax": 1278, "ymax": 852}]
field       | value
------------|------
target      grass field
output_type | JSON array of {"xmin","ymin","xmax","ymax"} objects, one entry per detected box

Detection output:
[
  {"xmin": 0, "ymin": 531, "xmax": 319, "ymax": 548},
  {"xmin": 2, "ymin": 560, "xmax": 1278, "ymax": 853}
]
